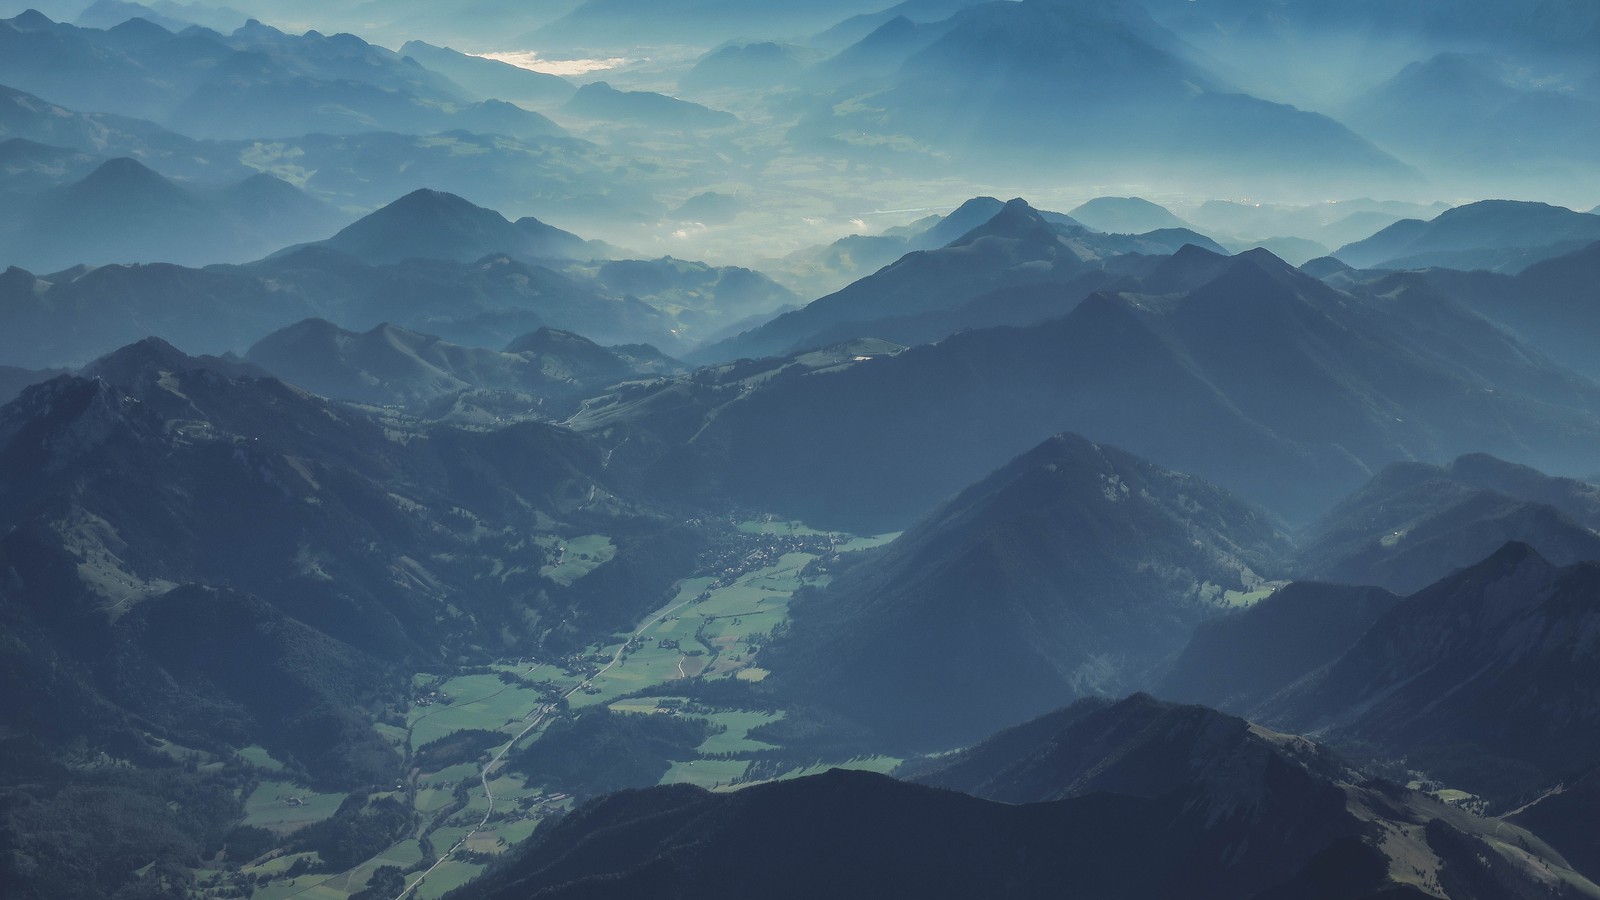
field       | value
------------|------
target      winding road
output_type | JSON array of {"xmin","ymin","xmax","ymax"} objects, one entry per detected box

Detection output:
[{"xmin": 393, "ymin": 590, "xmax": 704, "ymax": 899}]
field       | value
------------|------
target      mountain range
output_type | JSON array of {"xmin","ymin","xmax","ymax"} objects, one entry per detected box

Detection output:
[
  {"xmin": 1333, "ymin": 200, "xmax": 1600, "ymax": 272},
  {"xmin": 765, "ymin": 432, "xmax": 1291, "ymax": 748},
  {"xmin": 463, "ymin": 694, "xmax": 1597, "ymax": 900},
  {"xmin": 793, "ymin": 0, "xmax": 1419, "ymax": 190},
  {"xmin": 1, "ymin": 155, "xmax": 345, "ymax": 271},
  {"xmin": 244, "ymin": 319, "xmax": 682, "ymax": 416},
  {"xmin": 580, "ymin": 239, "xmax": 1600, "ymax": 530}
]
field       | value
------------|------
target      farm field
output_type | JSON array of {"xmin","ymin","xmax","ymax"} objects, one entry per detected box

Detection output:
[{"xmin": 211, "ymin": 519, "xmax": 898, "ymax": 899}]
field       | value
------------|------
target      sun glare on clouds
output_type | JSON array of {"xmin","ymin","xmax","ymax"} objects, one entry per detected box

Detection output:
[{"xmin": 472, "ymin": 51, "xmax": 628, "ymax": 76}]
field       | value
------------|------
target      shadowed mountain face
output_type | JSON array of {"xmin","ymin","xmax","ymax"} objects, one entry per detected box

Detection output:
[
  {"xmin": 1257, "ymin": 543, "xmax": 1600, "ymax": 800},
  {"xmin": 1334, "ymin": 200, "xmax": 1600, "ymax": 272},
  {"xmin": 579, "ymin": 247, "xmax": 1600, "ymax": 531},
  {"xmin": 1293, "ymin": 454, "xmax": 1600, "ymax": 594},
  {"xmin": 765, "ymin": 433, "xmax": 1291, "ymax": 748},
  {"xmin": 1157, "ymin": 582, "xmax": 1402, "ymax": 714},
  {"xmin": 0, "ymin": 339, "xmax": 698, "ymax": 784},
  {"xmin": 1397, "ymin": 240, "xmax": 1600, "ymax": 382},
  {"xmin": 462, "ymin": 695, "xmax": 1593, "ymax": 900}
]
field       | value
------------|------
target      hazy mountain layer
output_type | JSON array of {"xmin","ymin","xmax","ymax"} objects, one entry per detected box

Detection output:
[{"xmin": 579, "ymin": 247, "xmax": 1600, "ymax": 530}]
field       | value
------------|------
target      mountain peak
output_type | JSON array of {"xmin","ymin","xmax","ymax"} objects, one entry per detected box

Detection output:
[
  {"xmin": 950, "ymin": 197, "xmax": 1056, "ymax": 247},
  {"xmin": 9, "ymin": 9, "xmax": 56, "ymax": 30}
]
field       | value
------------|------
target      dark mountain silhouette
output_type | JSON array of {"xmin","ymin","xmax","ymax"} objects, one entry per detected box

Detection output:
[
  {"xmin": 399, "ymin": 40, "xmax": 575, "ymax": 106},
  {"xmin": 1156, "ymin": 583, "xmax": 1402, "ymax": 712},
  {"xmin": 244, "ymin": 319, "xmax": 680, "ymax": 412},
  {"xmin": 562, "ymin": 81, "xmax": 737, "ymax": 130},
  {"xmin": 462, "ymin": 696, "xmax": 1591, "ymax": 900},
  {"xmin": 1293, "ymin": 454, "xmax": 1600, "ymax": 594},
  {"xmin": 1508, "ymin": 765, "xmax": 1600, "ymax": 883},
  {"xmin": 793, "ymin": 0, "xmax": 1417, "ymax": 189},
  {"xmin": 583, "ymin": 247, "xmax": 1600, "ymax": 530},
  {"xmin": 1334, "ymin": 200, "xmax": 1600, "ymax": 272},
  {"xmin": 1257, "ymin": 543, "xmax": 1600, "ymax": 799},
  {"xmin": 2, "ymin": 157, "xmax": 347, "ymax": 271},
  {"xmin": 765, "ymin": 433, "xmax": 1290, "ymax": 748},
  {"xmin": 303, "ymin": 188, "xmax": 605, "ymax": 266}
]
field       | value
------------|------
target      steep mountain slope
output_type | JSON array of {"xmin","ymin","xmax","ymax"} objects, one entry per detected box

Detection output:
[
  {"xmin": 244, "ymin": 319, "xmax": 680, "ymax": 414},
  {"xmin": 460, "ymin": 696, "xmax": 1595, "ymax": 900},
  {"xmin": 1334, "ymin": 201, "xmax": 1600, "ymax": 272},
  {"xmin": 1156, "ymin": 583, "xmax": 1402, "ymax": 712},
  {"xmin": 1293, "ymin": 454, "xmax": 1600, "ymax": 594},
  {"xmin": 580, "ymin": 247, "xmax": 1600, "ymax": 530},
  {"xmin": 0, "ymin": 339, "xmax": 697, "ymax": 782},
  {"xmin": 764, "ymin": 433, "xmax": 1291, "ymax": 748},
  {"xmin": 1258, "ymin": 543, "xmax": 1600, "ymax": 799},
  {"xmin": 1407, "ymin": 240, "xmax": 1600, "ymax": 381}
]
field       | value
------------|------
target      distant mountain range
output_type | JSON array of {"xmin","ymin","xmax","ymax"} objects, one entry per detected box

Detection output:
[
  {"xmin": 1293, "ymin": 453, "xmax": 1600, "ymax": 594},
  {"xmin": 0, "ymin": 11, "xmax": 564, "ymax": 140},
  {"xmin": 244, "ymin": 319, "xmax": 682, "ymax": 416},
  {"xmin": 1333, "ymin": 200, "xmax": 1600, "ymax": 272},
  {"xmin": 581, "ymin": 241, "xmax": 1600, "ymax": 530},
  {"xmin": 0, "ymin": 189, "xmax": 820, "ymax": 367},
  {"xmin": 1, "ymin": 156, "xmax": 346, "ymax": 271},
  {"xmin": 706, "ymin": 198, "xmax": 1226, "ymax": 361},
  {"xmin": 793, "ymin": 0, "xmax": 1419, "ymax": 190}
]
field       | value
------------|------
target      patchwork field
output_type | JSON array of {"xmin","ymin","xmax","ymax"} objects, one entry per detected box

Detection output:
[{"xmin": 217, "ymin": 519, "xmax": 900, "ymax": 899}]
